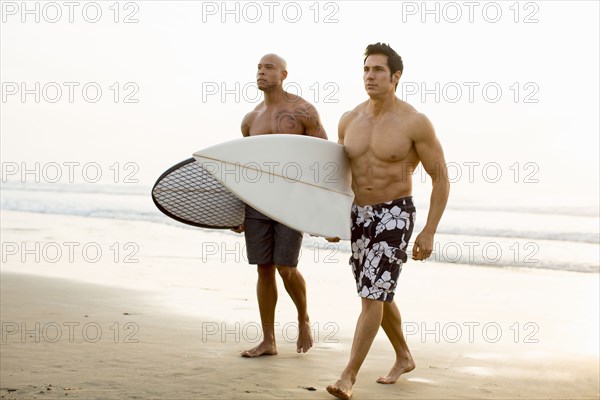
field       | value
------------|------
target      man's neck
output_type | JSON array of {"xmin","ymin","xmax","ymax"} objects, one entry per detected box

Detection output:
[
  {"xmin": 262, "ymin": 87, "xmax": 286, "ymax": 106},
  {"xmin": 367, "ymin": 94, "xmax": 397, "ymax": 116}
]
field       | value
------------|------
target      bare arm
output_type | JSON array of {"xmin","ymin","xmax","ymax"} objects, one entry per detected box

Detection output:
[
  {"xmin": 411, "ymin": 114, "xmax": 450, "ymax": 260},
  {"xmin": 299, "ymin": 103, "xmax": 327, "ymax": 139},
  {"xmin": 337, "ymin": 111, "xmax": 352, "ymax": 145},
  {"xmin": 241, "ymin": 113, "xmax": 252, "ymax": 137}
]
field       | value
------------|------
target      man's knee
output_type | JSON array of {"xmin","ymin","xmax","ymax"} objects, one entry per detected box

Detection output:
[
  {"xmin": 257, "ymin": 264, "xmax": 276, "ymax": 278},
  {"xmin": 276, "ymin": 265, "xmax": 298, "ymax": 281}
]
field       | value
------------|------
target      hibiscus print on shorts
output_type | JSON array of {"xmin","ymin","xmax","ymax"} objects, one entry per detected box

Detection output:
[{"xmin": 350, "ymin": 198, "xmax": 416, "ymax": 302}]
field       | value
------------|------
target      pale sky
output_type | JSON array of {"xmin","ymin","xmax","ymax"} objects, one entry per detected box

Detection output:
[{"xmin": 1, "ymin": 1, "xmax": 599, "ymax": 208}]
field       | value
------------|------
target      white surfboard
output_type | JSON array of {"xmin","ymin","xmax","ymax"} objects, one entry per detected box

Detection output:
[{"xmin": 193, "ymin": 134, "xmax": 354, "ymax": 239}]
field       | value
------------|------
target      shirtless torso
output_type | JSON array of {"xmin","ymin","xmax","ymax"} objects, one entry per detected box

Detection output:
[
  {"xmin": 340, "ymin": 100, "xmax": 427, "ymax": 206},
  {"xmin": 339, "ymin": 53, "xmax": 449, "ymax": 257},
  {"xmin": 242, "ymin": 93, "xmax": 326, "ymax": 138}
]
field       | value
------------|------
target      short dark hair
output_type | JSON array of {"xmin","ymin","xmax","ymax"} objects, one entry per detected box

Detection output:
[{"xmin": 364, "ymin": 42, "xmax": 403, "ymax": 76}]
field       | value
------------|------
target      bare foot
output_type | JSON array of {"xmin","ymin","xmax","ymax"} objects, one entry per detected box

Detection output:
[
  {"xmin": 241, "ymin": 341, "xmax": 277, "ymax": 358},
  {"xmin": 376, "ymin": 357, "xmax": 416, "ymax": 384},
  {"xmin": 296, "ymin": 321, "xmax": 314, "ymax": 354},
  {"xmin": 326, "ymin": 379, "xmax": 353, "ymax": 399}
]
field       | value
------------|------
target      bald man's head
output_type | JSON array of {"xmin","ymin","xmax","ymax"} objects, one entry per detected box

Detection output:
[
  {"xmin": 260, "ymin": 53, "xmax": 287, "ymax": 71},
  {"xmin": 256, "ymin": 53, "xmax": 288, "ymax": 91}
]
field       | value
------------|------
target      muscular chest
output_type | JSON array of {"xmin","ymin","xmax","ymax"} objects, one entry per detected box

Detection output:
[
  {"xmin": 249, "ymin": 108, "xmax": 305, "ymax": 135},
  {"xmin": 344, "ymin": 118, "xmax": 414, "ymax": 162}
]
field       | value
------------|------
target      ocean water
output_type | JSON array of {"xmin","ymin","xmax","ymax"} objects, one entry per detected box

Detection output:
[{"xmin": 1, "ymin": 181, "xmax": 598, "ymax": 274}]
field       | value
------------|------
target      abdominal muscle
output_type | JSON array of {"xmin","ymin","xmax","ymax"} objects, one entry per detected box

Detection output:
[{"xmin": 350, "ymin": 153, "xmax": 418, "ymax": 206}]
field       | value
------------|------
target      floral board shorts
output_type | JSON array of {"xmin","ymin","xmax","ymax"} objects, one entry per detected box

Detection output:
[{"xmin": 350, "ymin": 197, "xmax": 416, "ymax": 302}]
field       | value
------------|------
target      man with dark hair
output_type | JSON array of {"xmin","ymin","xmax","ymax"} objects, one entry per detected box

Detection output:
[
  {"xmin": 326, "ymin": 43, "xmax": 450, "ymax": 399},
  {"xmin": 364, "ymin": 42, "xmax": 404, "ymax": 88},
  {"xmin": 234, "ymin": 53, "xmax": 327, "ymax": 358}
]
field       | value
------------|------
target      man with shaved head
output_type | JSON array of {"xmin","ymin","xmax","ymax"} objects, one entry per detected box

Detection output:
[{"xmin": 233, "ymin": 53, "xmax": 327, "ymax": 357}]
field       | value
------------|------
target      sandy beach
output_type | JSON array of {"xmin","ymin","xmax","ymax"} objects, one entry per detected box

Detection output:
[{"xmin": 1, "ymin": 210, "xmax": 599, "ymax": 399}]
